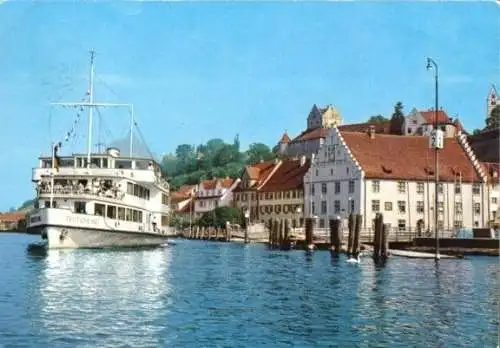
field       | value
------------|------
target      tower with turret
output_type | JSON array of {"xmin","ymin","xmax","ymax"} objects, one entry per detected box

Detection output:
[{"xmin": 487, "ymin": 84, "xmax": 498, "ymax": 120}]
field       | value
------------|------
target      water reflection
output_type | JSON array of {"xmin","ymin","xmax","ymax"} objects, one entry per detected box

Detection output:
[{"xmin": 38, "ymin": 247, "xmax": 171, "ymax": 347}]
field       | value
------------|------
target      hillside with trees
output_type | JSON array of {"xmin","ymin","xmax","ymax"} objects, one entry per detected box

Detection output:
[{"xmin": 161, "ymin": 135, "xmax": 276, "ymax": 190}]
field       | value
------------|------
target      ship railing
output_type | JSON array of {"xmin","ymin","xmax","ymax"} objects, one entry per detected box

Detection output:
[{"xmin": 37, "ymin": 185, "xmax": 125, "ymax": 200}]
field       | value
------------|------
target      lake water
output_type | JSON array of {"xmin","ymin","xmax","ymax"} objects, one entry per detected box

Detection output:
[{"xmin": 0, "ymin": 233, "xmax": 498, "ymax": 347}]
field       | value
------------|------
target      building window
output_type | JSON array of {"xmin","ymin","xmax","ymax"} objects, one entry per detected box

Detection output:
[
  {"xmin": 310, "ymin": 184, "xmax": 315, "ymax": 196},
  {"xmin": 334, "ymin": 200, "xmax": 340, "ymax": 214},
  {"xmin": 438, "ymin": 183, "xmax": 444, "ymax": 194},
  {"xmin": 334, "ymin": 182, "xmax": 341, "ymax": 194},
  {"xmin": 417, "ymin": 182, "xmax": 424, "ymax": 194},
  {"xmin": 455, "ymin": 202, "xmax": 463, "ymax": 215},
  {"xmin": 437, "ymin": 202, "xmax": 444, "ymax": 213},
  {"xmin": 398, "ymin": 219, "xmax": 406, "ymax": 231},
  {"xmin": 492, "ymin": 197, "xmax": 498, "ymax": 204},
  {"xmin": 398, "ymin": 201, "xmax": 406, "ymax": 213},
  {"xmin": 330, "ymin": 169, "xmax": 333, "ymax": 176},
  {"xmin": 321, "ymin": 183, "xmax": 327, "ymax": 194},
  {"xmin": 372, "ymin": 181, "xmax": 380, "ymax": 193},
  {"xmin": 372, "ymin": 200, "xmax": 380, "ymax": 212},
  {"xmin": 348, "ymin": 180, "xmax": 355, "ymax": 193},
  {"xmin": 474, "ymin": 203, "xmax": 481, "ymax": 215},
  {"xmin": 416, "ymin": 201, "xmax": 424, "ymax": 213},
  {"xmin": 437, "ymin": 220, "xmax": 444, "ymax": 229},
  {"xmin": 311, "ymin": 202, "xmax": 316, "ymax": 215},
  {"xmin": 350, "ymin": 199, "xmax": 355, "ymax": 213},
  {"xmin": 455, "ymin": 184, "xmax": 461, "ymax": 194},
  {"xmin": 321, "ymin": 201, "xmax": 327, "ymax": 214},
  {"xmin": 319, "ymin": 219, "xmax": 325, "ymax": 228},
  {"xmin": 454, "ymin": 220, "xmax": 463, "ymax": 229},
  {"xmin": 398, "ymin": 181, "xmax": 406, "ymax": 194},
  {"xmin": 384, "ymin": 202, "xmax": 392, "ymax": 211},
  {"xmin": 472, "ymin": 184, "xmax": 480, "ymax": 195}
]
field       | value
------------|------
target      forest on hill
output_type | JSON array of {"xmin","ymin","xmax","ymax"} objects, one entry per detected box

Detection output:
[{"xmin": 161, "ymin": 135, "xmax": 277, "ymax": 190}]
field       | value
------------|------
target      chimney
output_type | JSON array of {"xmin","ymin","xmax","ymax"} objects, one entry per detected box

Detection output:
[
  {"xmin": 368, "ymin": 125, "xmax": 376, "ymax": 139},
  {"xmin": 300, "ymin": 155, "xmax": 306, "ymax": 167}
]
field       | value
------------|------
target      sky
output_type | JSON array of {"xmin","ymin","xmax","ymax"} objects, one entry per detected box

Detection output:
[{"xmin": 0, "ymin": 1, "xmax": 498, "ymax": 210}]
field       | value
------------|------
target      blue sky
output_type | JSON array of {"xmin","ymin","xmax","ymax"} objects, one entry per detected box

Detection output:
[{"xmin": 0, "ymin": 1, "xmax": 498, "ymax": 210}]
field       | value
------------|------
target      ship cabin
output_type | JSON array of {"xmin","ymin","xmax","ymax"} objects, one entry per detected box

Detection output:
[{"xmin": 31, "ymin": 147, "xmax": 171, "ymax": 233}]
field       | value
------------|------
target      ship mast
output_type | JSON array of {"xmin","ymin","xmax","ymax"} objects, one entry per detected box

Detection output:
[
  {"xmin": 87, "ymin": 50, "xmax": 95, "ymax": 168},
  {"xmin": 51, "ymin": 50, "xmax": 135, "ymax": 160}
]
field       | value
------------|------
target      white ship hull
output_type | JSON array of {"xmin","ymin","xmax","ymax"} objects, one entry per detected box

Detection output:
[
  {"xmin": 42, "ymin": 226, "xmax": 168, "ymax": 249},
  {"xmin": 29, "ymin": 208, "xmax": 171, "ymax": 249}
]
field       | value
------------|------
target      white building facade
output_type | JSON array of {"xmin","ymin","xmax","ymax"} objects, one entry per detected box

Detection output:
[
  {"xmin": 304, "ymin": 127, "xmax": 488, "ymax": 234},
  {"xmin": 194, "ymin": 178, "xmax": 241, "ymax": 217}
]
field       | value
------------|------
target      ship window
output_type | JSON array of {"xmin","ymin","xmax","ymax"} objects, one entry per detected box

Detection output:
[
  {"xmin": 107, "ymin": 205, "xmax": 116, "ymax": 219},
  {"xmin": 75, "ymin": 201, "xmax": 86, "ymax": 214},
  {"xmin": 95, "ymin": 203, "xmax": 105, "ymax": 217},
  {"xmin": 44, "ymin": 201, "xmax": 50, "ymax": 208},
  {"xmin": 132, "ymin": 210, "xmax": 138, "ymax": 222},
  {"xmin": 127, "ymin": 182, "xmax": 134, "ymax": 195},
  {"xmin": 118, "ymin": 207, "xmax": 125, "ymax": 220},
  {"xmin": 125, "ymin": 208, "xmax": 132, "ymax": 221},
  {"xmin": 116, "ymin": 160, "xmax": 132, "ymax": 169},
  {"xmin": 138, "ymin": 211, "xmax": 143, "ymax": 223}
]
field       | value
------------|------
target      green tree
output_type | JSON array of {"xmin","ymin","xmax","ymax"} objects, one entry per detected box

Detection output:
[
  {"xmin": 246, "ymin": 143, "xmax": 275, "ymax": 164},
  {"xmin": 213, "ymin": 144, "xmax": 239, "ymax": 167},
  {"xmin": 486, "ymin": 105, "xmax": 500, "ymax": 130},
  {"xmin": 198, "ymin": 207, "xmax": 244, "ymax": 228},
  {"xmin": 389, "ymin": 102, "xmax": 405, "ymax": 135},
  {"xmin": 368, "ymin": 115, "xmax": 389, "ymax": 123}
]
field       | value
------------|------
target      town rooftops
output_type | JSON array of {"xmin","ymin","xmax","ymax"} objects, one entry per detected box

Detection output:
[
  {"xmin": 259, "ymin": 158, "xmax": 310, "ymax": 192},
  {"xmin": 0, "ymin": 212, "xmax": 25, "ymax": 223},
  {"xmin": 237, "ymin": 158, "xmax": 310, "ymax": 192},
  {"xmin": 418, "ymin": 109, "xmax": 451, "ymax": 124},
  {"xmin": 339, "ymin": 130, "xmax": 482, "ymax": 183},
  {"xmin": 200, "ymin": 178, "xmax": 234, "ymax": 190},
  {"xmin": 279, "ymin": 131, "xmax": 291, "ymax": 144}
]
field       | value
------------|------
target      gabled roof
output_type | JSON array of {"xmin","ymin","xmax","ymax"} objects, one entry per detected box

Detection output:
[
  {"xmin": 200, "ymin": 178, "xmax": 234, "ymax": 190},
  {"xmin": 338, "ymin": 121, "xmax": 391, "ymax": 134},
  {"xmin": 279, "ymin": 131, "xmax": 291, "ymax": 144},
  {"xmin": 290, "ymin": 127, "xmax": 327, "ymax": 143},
  {"xmin": 259, "ymin": 159, "xmax": 310, "ymax": 192},
  {"xmin": 234, "ymin": 161, "xmax": 276, "ymax": 192},
  {"xmin": 340, "ymin": 131, "xmax": 481, "ymax": 182},
  {"xmin": 418, "ymin": 110, "xmax": 450, "ymax": 124}
]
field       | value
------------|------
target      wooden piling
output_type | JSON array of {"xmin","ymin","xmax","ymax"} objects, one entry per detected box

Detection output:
[
  {"xmin": 352, "ymin": 214, "xmax": 362, "ymax": 258},
  {"xmin": 305, "ymin": 218, "xmax": 314, "ymax": 250},
  {"xmin": 283, "ymin": 219, "xmax": 290, "ymax": 250},
  {"xmin": 329, "ymin": 218, "xmax": 341, "ymax": 254},
  {"xmin": 268, "ymin": 220, "xmax": 273, "ymax": 246},
  {"xmin": 382, "ymin": 223, "xmax": 390, "ymax": 259},
  {"xmin": 347, "ymin": 213, "xmax": 355, "ymax": 256}
]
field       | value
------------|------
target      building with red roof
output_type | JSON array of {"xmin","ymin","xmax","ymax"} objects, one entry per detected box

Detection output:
[
  {"xmin": 305, "ymin": 126, "xmax": 489, "ymax": 232},
  {"xmin": 234, "ymin": 157, "xmax": 310, "ymax": 228},
  {"xmin": 0, "ymin": 212, "xmax": 26, "ymax": 231},
  {"xmin": 404, "ymin": 108, "xmax": 466, "ymax": 138},
  {"xmin": 194, "ymin": 177, "xmax": 241, "ymax": 217}
]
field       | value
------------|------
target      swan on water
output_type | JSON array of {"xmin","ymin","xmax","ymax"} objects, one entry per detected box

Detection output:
[{"xmin": 346, "ymin": 255, "xmax": 360, "ymax": 264}]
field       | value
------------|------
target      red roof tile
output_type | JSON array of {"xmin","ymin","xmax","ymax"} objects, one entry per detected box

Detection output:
[
  {"xmin": 200, "ymin": 178, "xmax": 234, "ymax": 190},
  {"xmin": 340, "ymin": 131, "xmax": 481, "ymax": 182},
  {"xmin": 259, "ymin": 159, "xmax": 311, "ymax": 192},
  {"xmin": 419, "ymin": 110, "xmax": 450, "ymax": 124},
  {"xmin": 290, "ymin": 128, "xmax": 327, "ymax": 143},
  {"xmin": 339, "ymin": 121, "xmax": 391, "ymax": 134}
]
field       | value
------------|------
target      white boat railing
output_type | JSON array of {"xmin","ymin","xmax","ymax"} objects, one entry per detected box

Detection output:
[{"xmin": 37, "ymin": 185, "xmax": 125, "ymax": 200}]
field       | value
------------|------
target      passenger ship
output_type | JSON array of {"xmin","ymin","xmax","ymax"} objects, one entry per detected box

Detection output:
[{"xmin": 27, "ymin": 51, "xmax": 171, "ymax": 248}]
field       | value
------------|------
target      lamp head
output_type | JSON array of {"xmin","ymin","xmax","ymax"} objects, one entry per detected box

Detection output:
[{"xmin": 426, "ymin": 57, "xmax": 432, "ymax": 70}]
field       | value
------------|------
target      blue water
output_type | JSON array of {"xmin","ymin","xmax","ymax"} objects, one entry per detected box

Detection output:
[{"xmin": 0, "ymin": 233, "xmax": 498, "ymax": 347}]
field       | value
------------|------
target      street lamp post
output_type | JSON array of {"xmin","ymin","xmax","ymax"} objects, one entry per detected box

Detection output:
[{"xmin": 426, "ymin": 57, "xmax": 441, "ymax": 261}]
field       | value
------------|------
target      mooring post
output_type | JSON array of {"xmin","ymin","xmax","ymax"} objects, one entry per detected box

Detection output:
[
  {"xmin": 382, "ymin": 223, "xmax": 390, "ymax": 259},
  {"xmin": 273, "ymin": 219, "xmax": 279, "ymax": 249},
  {"xmin": 373, "ymin": 214, "xmax": 380, "ymax": 259},
  {"xmin": 347, "ymin": 213, "xmax": 355, "ymax": 256},
  {"xmin": 305, "ymin": 218, "xmax": 314, "ymax": 250},
  {"xmin": 353, "ymin": 214, "xmax": 362, "ymax": 258},
  {"xmin": 283, "ymin": 219, "xmax": 290, "ymax": 250}
]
